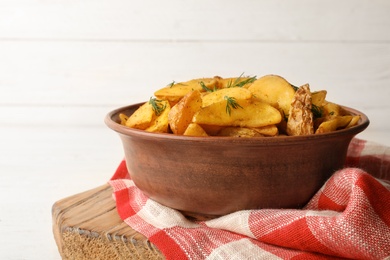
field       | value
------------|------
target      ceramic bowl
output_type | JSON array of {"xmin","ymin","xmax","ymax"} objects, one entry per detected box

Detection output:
[{"xmin": 105, "ymin": 103, "xmax": 369, "ymax": 219}]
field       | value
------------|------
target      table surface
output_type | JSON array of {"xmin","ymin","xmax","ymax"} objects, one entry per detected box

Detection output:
[{"xmin": 1, "ymin": 1, "xmax": 390, "ymax": 259}]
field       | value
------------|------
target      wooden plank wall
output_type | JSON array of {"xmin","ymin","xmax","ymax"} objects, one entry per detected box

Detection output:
[{"xmin": 0, "ymin": 1, "xmax": 389, "ymax": 259}]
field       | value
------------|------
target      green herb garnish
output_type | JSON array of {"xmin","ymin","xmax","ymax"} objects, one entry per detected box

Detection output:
[
  {"xmin": 149, "ymin": 97, "xmax": 167, "ymax": 116},
  {"xmin": 227, "ymin": 72, "xmax": 257, "ymax": 88},
  {"xmin": 200, "ymin": 81, "xmax": 218, "ymax": 92},
  {"xmin": 167, "ymin": 81, "xmax": 176, "ymax": 88},
  {"xmin": 167, "ymin": 81, "xmax": 186, "ymax": 88},
  {"xmin": 224, "ymin": 96, "xmax": 243, "ymax": 116}
]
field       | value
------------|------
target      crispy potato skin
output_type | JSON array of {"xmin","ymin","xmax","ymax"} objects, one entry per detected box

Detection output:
[
  {"xmin": 315, "ymin": 115, "xmax": 354, "ymax": 134},
  {"xmin": 168, "ymin": 90, "xmax": 202, "ymax": 135},
  {"xmin": 287, "ymin": 84, "xmax": 314, "ymax": 136}
]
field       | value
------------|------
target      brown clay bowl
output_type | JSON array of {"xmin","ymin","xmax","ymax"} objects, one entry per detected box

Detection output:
[{"xmin": 105, "ymin": 103, "xmax": 369, "ymax": 220}]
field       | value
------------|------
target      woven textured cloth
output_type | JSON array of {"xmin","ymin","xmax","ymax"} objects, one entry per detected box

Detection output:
[{"xmin": 109, "ymin": 138, "xmax": 390, "ymax": 259}]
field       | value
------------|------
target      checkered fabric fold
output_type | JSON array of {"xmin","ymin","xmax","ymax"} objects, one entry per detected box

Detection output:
[{"xmin": 109, "ymin": 138, "xmax": 390, "ymax": 259}]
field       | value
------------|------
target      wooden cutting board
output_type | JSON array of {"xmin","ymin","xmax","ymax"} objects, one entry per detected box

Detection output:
[{"xmin": 52, "ymin": 184, "xmax": 164, "ymax": 259}]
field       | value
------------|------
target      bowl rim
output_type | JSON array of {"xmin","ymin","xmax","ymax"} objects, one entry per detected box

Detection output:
[{"xmin": 105, "ymin": 102, "xmax": 370, "ymax": 145}]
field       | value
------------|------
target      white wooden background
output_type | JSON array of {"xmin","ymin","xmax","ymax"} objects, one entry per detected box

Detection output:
[{"xmin": 1, "ymin": 0, "xmax": 389, "ymax": 259}]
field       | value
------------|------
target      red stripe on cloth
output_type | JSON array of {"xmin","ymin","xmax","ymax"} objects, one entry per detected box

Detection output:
[
  {"xmin": 290, "ymin": 253, "xmax": 344, "ymax": 260},
  {"xmin": 111, "ymin": 182, "xmax": 137, "ymax": 220},
  {"xmin": 110, "ymin": 159, "xmax": 129, "ymax": 180},
  {"xmin": 257, "ymin": 217, "xmax": 337, "ymax": 257},
  {"xmin": 356, "ymin": 172, "xmax": 390, "ymax": 226},
  {"xmin": 149, "ymin": 231, "xmax": 189, "ymax": 260},
  {"xmin": 163, "ymin": 225, "xmax": 249, "ymax": 257},
  {"xmin": 317, "ymin": 193, "xmax": 345, "ymax": 212}
]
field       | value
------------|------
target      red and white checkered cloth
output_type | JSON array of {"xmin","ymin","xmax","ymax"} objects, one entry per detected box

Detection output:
[{"xmin": 109, "ymin": 138, "xmax": 390, "ymax": 259}]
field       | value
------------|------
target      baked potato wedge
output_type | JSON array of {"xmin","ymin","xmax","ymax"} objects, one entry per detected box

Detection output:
[
  {"xmin": 315, "ymin": 115, "xmax": 353, "ymax": 134},
  {"xmin": 193, "ymin": 98, "xmax": 282, "ymax": 128},
  {"xmin": 124, "ymin": 101, "xmax": 156, "ymax": 130},
  {"xmin": 216, "ymin": 127, "xmax": 264, "ymax": 137},
  {"xmin": 168, "ymin": 90, "xmax": 202, "ymax": 135},
  {"xmin": 119, "ymin": 113, "xmax": 129, "ymax": 126},
  {"xmin": 322, "ymin": 101, "xmax": 343, "ymax": 118},
  {"xmin": 248, "ymin": 74, "xmax": 296, "ymax": 117},
  {"xmin": 183, "ymin": 123, "xmax": 208, "ymax": 136},
  {"xmin": 253, "ymin": 124, "xmax": 279, "ymax": 136},
  {"xmin": 202, "ymin": 87, "xmax": 253, "ymax": 107},
  {"xmin": 144, "ymin": 100, "xmax": 171, "ymax": 133},
  {"xmin": 346, "ymin": 115, "xmax": 360, "ymax": 128},
  {"xmin": 311, "ymin": 90, "xmax": 327, "ymax": 108},
  {"xmin": 154, "ymin": 77, "xmax": 219, "ymax": 106}
]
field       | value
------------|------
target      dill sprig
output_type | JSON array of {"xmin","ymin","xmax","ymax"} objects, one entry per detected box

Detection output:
[
  {"xmin": 167, "ymin": 81, "xmax": 186, "ymax": 88},
  {"xmin": 227, "ymin": 73, "xmax": 257, "ymax": 88},
  {"xmin": 149, "ymin": 97, "xmax": 167, "ymax": 116},
  {"xmin": 224, "ymin": 96, "xmax": 243, "ymax": 116},
  {"xmin": 167, "ymin": 81, "xmax": 176, "ymax": 88},
  {"xmin": 200, "ymin": 81, "xmax": 218, "ymax": 92}
]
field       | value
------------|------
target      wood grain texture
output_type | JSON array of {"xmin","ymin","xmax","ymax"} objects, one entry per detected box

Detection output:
[
  {"xmin": 0, "ymin": 1, "xmax": 389, "ymax": 259},
  {"xmin": 52, "ymin": 184, "xmax": 164, "ymax": 259}
]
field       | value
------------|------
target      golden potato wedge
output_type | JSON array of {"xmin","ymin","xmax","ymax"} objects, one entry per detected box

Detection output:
[
  {"xmin": 315, "ymin": 115, "xmax": 353, "ymax": 134},
  {"xmin": 322, "ymin": 101, "xmax": 343, "ymax": 118},
  {"xmin": 154, "ymin": 77, "xmax": 219, "ymax": 106},
  {"xmin": 183, "ymin": 123, "xmax": 208, "ymax": 136},
  {"xmin": 253, "ymin": 125, "xmax": 279, "ymax": 136},
  {"xmin": 248, "ymin": 74, "xmax": 296, "ymax": 117},
  {"xmin": 346, "ymin": 115, "xmax": 360, "ymax": 128},
  {"xmin": 311, "ymin": 90, "xmax": 327, "ymax": 107},
  {"xmin": 202, "ymin": 87, "xmax": 253, "ymax": 107},
  {"xmin": 125, "ymin": 101, "xmax": 156, "ymax": 130},
  {"xmin": 216, "ymin": 127, "xmax": 264, "ymax": 137},
  {"xmin": 168, "ymin": 90, "xmax": 202, "ymax": 135},
  {"xmin": 193, "ymin": 98, "xmax": 282, "ymax": 128},
  {"xmin": 119, "ymin": 113, "xmax": 129, "ymax": 125},
  {"xmin": 145, "ymin": 100, "xmax": 171, "ymax": 133}
]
